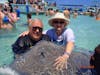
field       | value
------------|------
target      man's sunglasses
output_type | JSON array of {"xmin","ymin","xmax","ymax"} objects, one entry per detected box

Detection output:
[
  {"xmin": 53, "ymin": 20, "xmax": 65, "ymax": 24},
  {"xmin": 32, "ymin": 27, "xmax": 43, "ymax": 32}
]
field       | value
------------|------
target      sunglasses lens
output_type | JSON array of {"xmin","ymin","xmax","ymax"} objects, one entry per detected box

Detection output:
[
  {"xmin": 32, "ymin": 27, "xmax": 43, "ymax": 32},
  {"xmin": 60, "ymin": 21, "xmax": 64, "ymax": 24},
  {"xmin": 53, "ymin": 21, "xmax": 58, "ymax": 24}
]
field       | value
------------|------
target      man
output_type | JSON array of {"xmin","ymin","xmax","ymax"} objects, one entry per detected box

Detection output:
[
  {"xmin": 12, "ymin": 18, "xmax": 50, "ymax": 57},
  {"xmin": 46, "ymin": 12, "xmax": 75, "ymax": 70}
]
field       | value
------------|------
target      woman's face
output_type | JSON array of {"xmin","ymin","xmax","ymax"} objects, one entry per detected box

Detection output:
[{"xmin": 52, "ymin": 19, "xmax": 67, "ymax": 33}]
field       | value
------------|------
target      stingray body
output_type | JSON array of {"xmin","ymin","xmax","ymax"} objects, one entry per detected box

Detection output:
[{"xmin": 9, "ymin": 41, "xmax": 92, "ymax": 75}]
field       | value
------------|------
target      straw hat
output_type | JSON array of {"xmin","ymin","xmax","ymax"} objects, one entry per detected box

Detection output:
[{"xmin": 48, "ymin": 12, "xmax": 70, "ymax": 26}]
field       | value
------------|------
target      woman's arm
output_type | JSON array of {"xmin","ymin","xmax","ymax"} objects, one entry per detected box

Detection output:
[{"xmin": 54, "ymin": 41, "xmax": 74, "ymax": 70}]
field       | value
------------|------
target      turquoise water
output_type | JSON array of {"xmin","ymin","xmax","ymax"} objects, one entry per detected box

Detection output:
[{"xmin": 0, "ymin": 14, "xmax": 100, "ymax": 66}]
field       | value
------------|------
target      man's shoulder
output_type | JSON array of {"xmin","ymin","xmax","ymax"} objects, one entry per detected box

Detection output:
[{"xmin": 16, "ymin": 35, "xmax": 29, "ymax": 42}]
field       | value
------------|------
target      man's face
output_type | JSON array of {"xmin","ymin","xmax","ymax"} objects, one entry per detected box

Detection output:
[{"xmin": 29, "ymin": 20, "xmax": 43, "ymax": 41}]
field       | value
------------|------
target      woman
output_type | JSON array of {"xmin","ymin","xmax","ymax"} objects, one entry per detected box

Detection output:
[{"xmin": 46, "ymin": 12, "xmax": 75, "ymax": 70}]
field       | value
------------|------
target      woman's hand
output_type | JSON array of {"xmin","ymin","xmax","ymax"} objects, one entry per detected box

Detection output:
[
  {"xmin": 53, "ymin": 54, "xmax": 69, "ymax": 70},
  {"xmin": 19, "ymin": 31, "xmax": 29, "ymax": 37}
]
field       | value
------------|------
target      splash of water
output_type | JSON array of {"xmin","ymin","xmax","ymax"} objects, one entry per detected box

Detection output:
[{"xmin": 0, "ymin": 66, "xmax": 19, "ymax": 75}]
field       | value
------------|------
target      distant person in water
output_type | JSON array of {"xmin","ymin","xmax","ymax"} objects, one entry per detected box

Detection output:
[
  {"xmin": 14, "ymin": 6, "xmax": 20, "ymax": 20},
  {"xmin": 73, "ymin": 10, "xmax": 78, "ymax": 18},
  {"xmin": 63, "ymin": 8, "xmax": 70, "ymax": 18},
  {"xmin": 80, "ymin": 44, "xmax": 100, "ymax": 75},
  {"xmin": 45, "ymin": 8, "xmax": 55, "ymax": 16},
  {"xmin": 1, "ymin": 8, "xmax": 14, "ymax": 30},
  {"xmin": 96, "ymin": 9, "xmax": 100, "ymax": 20},
  {"xmin": 12, "ymin": 18, "xmax": 50, "ymax": 58},
  {"xmin": 27, "ymin": 13, "xmax": 32, "ymax": 24}
]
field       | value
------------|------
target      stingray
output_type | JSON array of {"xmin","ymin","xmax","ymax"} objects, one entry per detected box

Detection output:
[{"xmin": 0, "ymin": 41, "xmax": 92, "ymax": 75}]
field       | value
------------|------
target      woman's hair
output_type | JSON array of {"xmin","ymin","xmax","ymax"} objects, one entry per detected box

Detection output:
[
  {"xmin": 93, "ymin": 44, "xmax": 100, "ymax": 62},
  {"xmin": 94, "ymin": 44, "xmax": 100, "ymax": 55}
]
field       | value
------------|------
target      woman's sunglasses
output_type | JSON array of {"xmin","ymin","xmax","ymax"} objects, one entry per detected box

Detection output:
[
  {"xmin": 32, "ymin": 27, "xmax": 43, "ymax": 32},
  {"xmin": 53, "ymin": 20, "xmax": 65, "ymax": 24}
]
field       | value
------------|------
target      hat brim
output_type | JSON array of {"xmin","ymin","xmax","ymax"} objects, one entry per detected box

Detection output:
[{"xmin": 48, "ymin": 18, "xmax": 70, "ymax": 27}]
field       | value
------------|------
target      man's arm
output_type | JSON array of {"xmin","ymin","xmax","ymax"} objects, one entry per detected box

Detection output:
[
  {"xmin": 12, "ymin": 36, "xmax": 26, "ymax": 55},
  {"xmin": 80, "ymin": 55, "xmax": 95, "ymax": 69}
]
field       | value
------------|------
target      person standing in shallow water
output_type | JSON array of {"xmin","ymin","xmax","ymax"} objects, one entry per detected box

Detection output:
[
  {"xmin": 96, "ymin": 9, "xmax": 100, "ymax": 20},
  {"xmin": 80, "ymin": 44, "xmax": 100, "ymax": 75},
  {"xmin": 45, "ymin": 12, "xmax": 75, "ymax": 70},
  {"xmin": 63, "ymin": 8, "xmax": 70, "ymax": 19},
  {"xmin": 12, "ymin": 18, "xmax": 50, "ymax": 58},
  {"xmin": 27, "ymin": 13, "xmax": 32, "ymax": 24},
  {"xmin": 90, "ymin": 44, "xmax": 100, "ymax": 75}
]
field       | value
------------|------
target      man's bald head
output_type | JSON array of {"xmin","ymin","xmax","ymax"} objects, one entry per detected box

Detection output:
[{"xmin": 29, "ymin": 18, "xmax": 43, "ymax": 28}]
